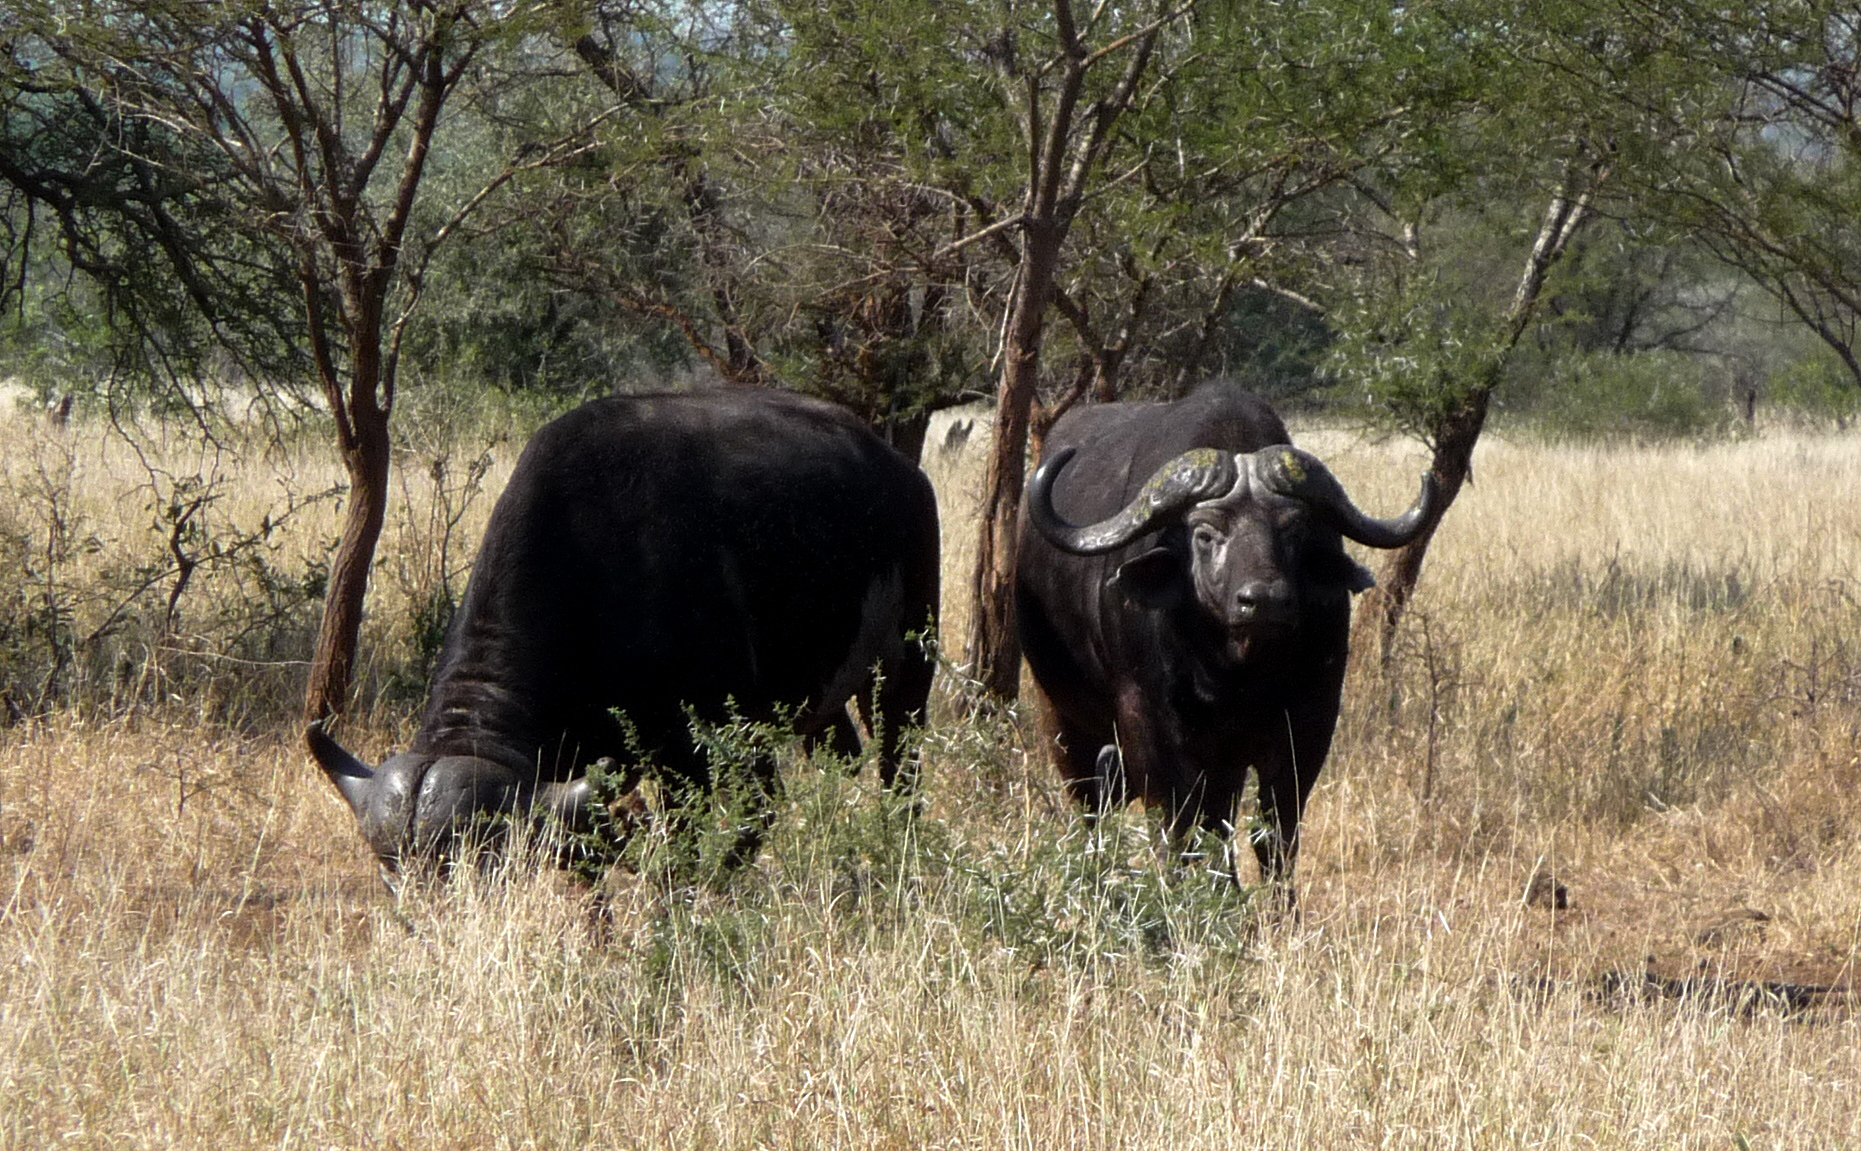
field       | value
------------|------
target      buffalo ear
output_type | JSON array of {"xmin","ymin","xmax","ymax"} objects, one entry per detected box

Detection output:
[
  {"xmin": 1304, "ymin": 548, "xmax": 1376, "ymax": 594},
  {"xmin": 1109, "ymin": 547, "xmax": 1184, "ymax": 609},
  {"xmin": 1346, "ymin": 560, "xmax": 1376, "ymax": 594}
]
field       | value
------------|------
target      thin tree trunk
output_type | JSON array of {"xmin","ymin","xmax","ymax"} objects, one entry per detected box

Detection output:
[
  {"xmin": 960, "ymin": 0, "xmax": 1171, "ymax": 703},
  {"xmin": 304, "ymin": 398, "xmax": 392, "ymax": 723},
  {"xmin": 967, "ymin": 224, "xmax": 1063, "ymax": 700},
  {"xmin": 1354, "ymin": 167, "xmax": 1603, "ymax": 662},
  {"xmin": 1354, "ymin": 384, "xmax": 1491, "ymax": 664},
  {"xmin": 965, "ymin": 392, "xmax": 1032, "ymax": 700}
]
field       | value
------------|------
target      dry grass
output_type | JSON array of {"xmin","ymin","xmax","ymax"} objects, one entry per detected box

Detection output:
[
  {"xmin": 3, "ymin": 406, "xmax": 1861, "ymax": 1148},
  {"xmin": 0, "ymin": 405, "xmax": 518, "ymax": 722}
]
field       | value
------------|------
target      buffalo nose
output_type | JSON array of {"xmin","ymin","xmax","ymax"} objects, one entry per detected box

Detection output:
[{"xmin": 1234, "ymin": 579, "xmax": 1294, "ymax": 623}]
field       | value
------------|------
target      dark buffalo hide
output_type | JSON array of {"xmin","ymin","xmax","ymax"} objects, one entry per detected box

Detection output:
[
  {"xmin": 311, "ymin": 388, "xmax": 940, "ymax": 869},
  {"xmin": 1016, "ymin": 383, "xmax": 1433, "ymax": 897}
]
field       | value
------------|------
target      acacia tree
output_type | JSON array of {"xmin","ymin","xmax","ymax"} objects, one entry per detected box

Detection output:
[
  {"xmin": 1317, "ymin": 2, "xmax": 1706, "ymax": 656},
  {"xmin": 235, "ymin": 4, "xmax": 489, "ymax": 722},
  {"xmin": 1600, "ymin": 1, "xmax": 1861, "ymax": 390},
  {"xmin": 1313, "ymin": 0, "xmax": 1861, "ymax": 653},
  {"xmin": 773, "ymin": 0, "xmax": 1203, "ymax": 697},
  {"xmin": 1, "ymin": 1, "xmax": 573, "ymax": 721},
  {"xmin": 954, "ymin": 0, "xmax": 1189, "ymax": 699},
  {"xmin": 765, "ymin": 0, "xmax": 1433, "ymax": 700},
  {"xmin": 1337, "ymin": 158, "xmax": 1610, "ymax": 659}
]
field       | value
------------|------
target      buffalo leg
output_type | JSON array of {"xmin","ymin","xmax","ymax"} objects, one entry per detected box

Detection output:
[
  {"xmin": 1033, "ymin": 682, "xmax": 1114, "ymax": 811},
  {"xmin": 1250, "ymin": 765, "xmax": 1312, "ymax": 888},
  {"xmin": 872, "ymin": 635, "xmax": 935, "ymax": 792},
  {"xmin": 1247, "ymin": 696, "xmax": 1340, "ymax": 901},
  {"xmin": 805, "ymin": 707, "xmax": 865, "ymax": 761},
  {"xmin": 1121, "ymin": 705, "xmax": 1247, "ymax": 880},
  {"xmin": 1115, "ymin": 681, "xmax": 1194, "ymax": 825}
]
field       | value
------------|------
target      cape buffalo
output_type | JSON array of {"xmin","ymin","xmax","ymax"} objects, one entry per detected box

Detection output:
[
  {"xmin": 1016, "ymin": 383, "xmax": 1434, "ymax": 896},
  {"xmin": 309, "ymin": 388, "xmax": 940, "ymax": 869}
]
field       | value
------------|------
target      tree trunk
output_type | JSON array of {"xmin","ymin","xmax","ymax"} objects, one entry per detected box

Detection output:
[
  {"xmin": 303, "ymin": 400, "xmax": 392, "ymax": 723},
  {"xmin": 1352, "ymin": 385, "xmax": 1492, "ymax": 665},
  {"xmin": 958, "ymin": 1, "xmax": 1169, "ymax": 704},
  {"xmin": 966, "ymin": 223, "xmax": 1063, "ymax": 700},
  {"xmin": 1352, "ymin": 169, "xmax": 1602, "ymax": 662}
]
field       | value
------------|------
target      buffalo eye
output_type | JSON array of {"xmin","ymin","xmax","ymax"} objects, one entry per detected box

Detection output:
[
  {"xmin": 1273, "ymin": 506, "xmax": 1309, "ymax": 535},
  {"xmin": 1191, "ymin": 524, "xmax": 1220, "ymax": 553}
]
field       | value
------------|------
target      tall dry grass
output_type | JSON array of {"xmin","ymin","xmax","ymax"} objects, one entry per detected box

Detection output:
[
  {"xmin": 0, "ymin": 405, "xmax": 518, "ymax": 723},
  {"xmin": 1, "ymin": 405, "xmax": 1859, "ymax": 1148}
]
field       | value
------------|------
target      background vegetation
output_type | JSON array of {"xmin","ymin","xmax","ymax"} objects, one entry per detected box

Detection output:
[
  {"xmin": 10, "ymin": 0, "xmax": 1861, "ymax": 715},
  {"xmin": 2, "ymin": 405, "xmax": 1858, "ymax": 1147},
  {"xmin": 4, "ymin": 3, "xmax": 1861, "ymax": 1142}
]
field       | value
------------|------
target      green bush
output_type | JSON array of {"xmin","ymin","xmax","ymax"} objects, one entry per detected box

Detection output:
[
  {"xmin": 564, "ymin": 703, "xmax": 1268, "ymax": 992},
  {"xmin": 1766, "ymin": 353, "xmax": 1861, "ymax": 426},
  {"xmin": 1514, "ymin": 350, "xmax": 1733, "ymax": 441}
]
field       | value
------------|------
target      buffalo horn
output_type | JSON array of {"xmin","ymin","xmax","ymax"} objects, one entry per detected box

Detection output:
[
  {"xmin": 307, "ymin": 720, "xmax": 374, "ymax": 817},
  {"xmin": 1248, "ymin": 445, "xmax": 1438, "ymax": 549},
  {"xmin": 538, "ymin": 777, "xmax": 592, "ymax": 830},
  {"xmin": 1030, "ymin": 446, "xmax": 1239, "ymax": 555}
]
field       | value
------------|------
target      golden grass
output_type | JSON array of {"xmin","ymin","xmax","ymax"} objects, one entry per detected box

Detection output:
[
  {"xmin": 3, "ymin": 407, "xmax": 1861, "ymax": 1148},
  {"xmin": 0, "ymin": 406, "xmax": 516, "ymax": 721}
]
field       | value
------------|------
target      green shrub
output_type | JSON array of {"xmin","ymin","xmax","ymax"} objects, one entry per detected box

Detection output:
[
  {"xmin": 566, "ymin": 702, "xmax": 1268, "ymax": 993},
  {"xmin": 1515, "ymin": 350, "xmax": 1733, "ymax": 440},
  {"xmin": 1766, "ymin": 353, "xmax": 1861, "ymax": 426}
]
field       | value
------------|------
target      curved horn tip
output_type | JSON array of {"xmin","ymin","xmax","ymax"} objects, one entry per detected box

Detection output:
[
  {"xmin": 1025, "ymin": 447, "xmax": 1091, "ymax": 551},
  {"xmin": 1027, "ymin": 448, "xmax": 1079, "ymax": 505},
  {"xmin": 1416, "ymin": 470, "xmax": 1439, "ymax": 510},
  {"xmin": 1031, "ymin": 446, "xmax": 1238, "ymax": 556},
  {"xmin": 1254, "ymin": 446, "xmax": 1437, "ymax": 549},
  {"xmin": 306, "ymin": 720, "xmax": 375, "ymax": 816},
  {"xmin": 1369, "ymin": 471, "xmax": 1440, "ymax": 548},
  {"xmin": 539, "ymin": 777, "xmax": 594, "ymax": 831},
  {"xmin": 1397, "ymin": 471, "xmax": 1441, "ymax": 533},
  {"xmin": 305, "ymin": 722, "xmax": 365, "ymax": 775}
]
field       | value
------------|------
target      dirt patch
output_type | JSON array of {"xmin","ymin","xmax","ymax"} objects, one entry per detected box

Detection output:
[{"xmin": 1511, "ymin": 865, "xmax": 1858, "ymax": 1021}]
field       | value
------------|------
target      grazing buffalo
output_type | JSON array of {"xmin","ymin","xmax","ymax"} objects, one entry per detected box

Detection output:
[
  {"xmin": 310, "ymin": 389, "xmax": 940, "ymax": 869},
  {"xmin": 1016, "ymin": 383, "xmax": 1434, "ymax": 894}
]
